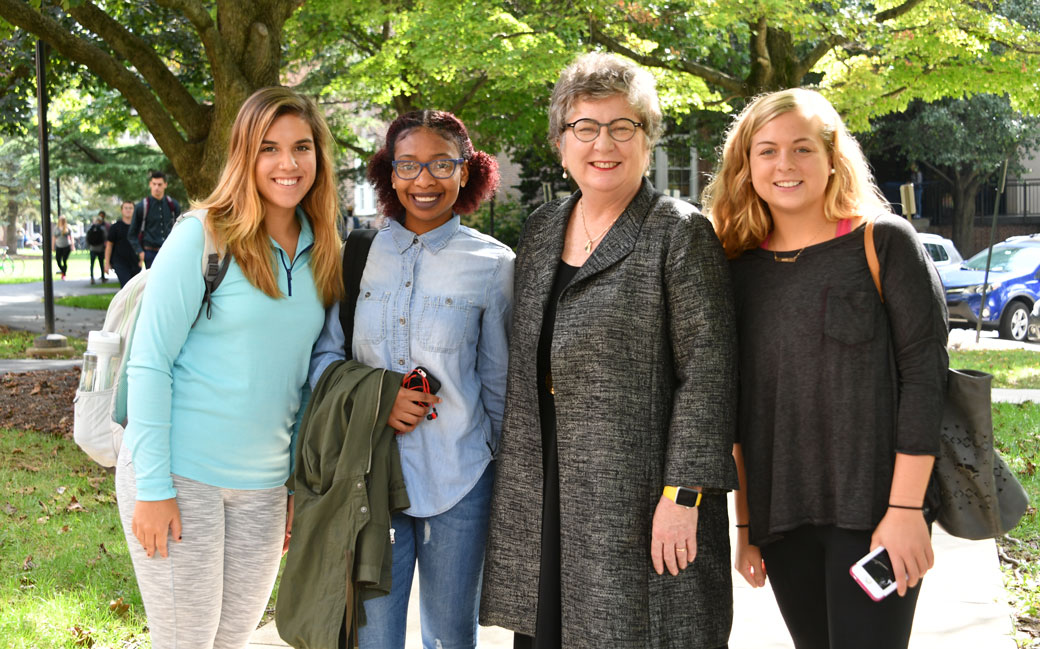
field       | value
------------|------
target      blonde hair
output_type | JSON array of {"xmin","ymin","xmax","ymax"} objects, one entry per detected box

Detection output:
[
  {"xmin": 56, "ymin": 216, "xmax": 69, "ymax": 235},
  {"xmin": 702, "ymin": 88, "xmax": 888, "ymax": 259},
  {"xmin": 193, "ymin": 87, "xmax": 343, "ymax": 305}
]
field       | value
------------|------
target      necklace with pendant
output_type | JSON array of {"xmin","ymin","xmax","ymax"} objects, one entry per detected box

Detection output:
[
  {"xmin": 580, "ymin": 199, "xmax": 619, "ymax": 254},
  {"xmin": 772, "ymin": 219, "xmax": 832, "ymax": 263}
]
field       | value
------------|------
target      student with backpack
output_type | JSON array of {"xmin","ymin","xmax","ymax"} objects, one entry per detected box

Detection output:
[
  {"xmin": 128, "ymin": 170, "xmax": 181, "ymax": 269},
  {"xmin": 113, "ymin": 86, "xmax": 343, "ymax": 649},
  {"xmin": 86, "ymin": 212, "xmax": 108, "ymax": 284}
]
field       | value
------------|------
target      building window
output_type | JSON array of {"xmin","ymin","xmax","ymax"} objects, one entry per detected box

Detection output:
[{"xmin": 652, "ymin": 141, "xmax": 698, "ymax": 202}]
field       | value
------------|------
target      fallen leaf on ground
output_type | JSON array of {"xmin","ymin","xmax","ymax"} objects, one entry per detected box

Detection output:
[{"xmin": 22, "ymin": 555, "xmax": 35, "ymax": 570}]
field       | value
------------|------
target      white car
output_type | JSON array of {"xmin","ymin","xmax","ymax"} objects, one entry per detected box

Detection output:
[{"xmin": 916, "ymin": 232, "xmax": 963, "ymax": 275}]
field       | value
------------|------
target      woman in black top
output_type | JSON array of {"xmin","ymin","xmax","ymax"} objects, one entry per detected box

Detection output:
[{"xmin": 703, "ymin": 89, "xmax": 948, "ymax": 649}]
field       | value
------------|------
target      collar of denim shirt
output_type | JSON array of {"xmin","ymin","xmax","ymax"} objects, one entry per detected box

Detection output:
[{"xmin": 387, "ymin": 214, "xmax": 460, "ymax": 255}]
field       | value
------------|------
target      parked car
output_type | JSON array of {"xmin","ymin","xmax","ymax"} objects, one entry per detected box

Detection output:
[
  {"xmin": 943, "ymin": 234, "xmax": 1040, "ymax": 341},
  {"xmin": 916, "ymin": 232, "xmax": 963, "ymax": 276}
]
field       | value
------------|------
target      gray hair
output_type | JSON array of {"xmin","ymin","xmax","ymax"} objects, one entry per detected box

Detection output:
[{"xmin": 548, "ymin": 52, "xmax": 663, "ymax": 155}]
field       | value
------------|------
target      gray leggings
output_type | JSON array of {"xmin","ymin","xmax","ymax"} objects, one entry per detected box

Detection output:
[{"xmin": 115, "ymin": 450, "xmax": 286, "ymax": 649}]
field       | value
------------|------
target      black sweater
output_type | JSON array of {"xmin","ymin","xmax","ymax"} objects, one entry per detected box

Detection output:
[{"xmin": 730, "ymin": 215, "xmax": 948, "ymax": 547}]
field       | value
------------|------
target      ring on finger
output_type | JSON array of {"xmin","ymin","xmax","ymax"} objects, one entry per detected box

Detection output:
[{"xmin": 676, "ymin": 548, "xmax": 687, "ymax": 553}]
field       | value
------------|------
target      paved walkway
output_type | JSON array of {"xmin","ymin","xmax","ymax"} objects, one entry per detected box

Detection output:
[{"xmin": 0, "ymin": 281, "xmax": 1033, "ymax": 647}]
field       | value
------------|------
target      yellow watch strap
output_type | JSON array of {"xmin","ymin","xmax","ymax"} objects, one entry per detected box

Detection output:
[{"xmin": 663, "ymin": 485, "xmax": 702, "ymax": 507}]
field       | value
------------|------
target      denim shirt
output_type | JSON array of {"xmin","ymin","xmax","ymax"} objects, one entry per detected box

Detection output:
[{"xmin": 310, "ymin": 216, "xmax": 514, "ymax": 516}]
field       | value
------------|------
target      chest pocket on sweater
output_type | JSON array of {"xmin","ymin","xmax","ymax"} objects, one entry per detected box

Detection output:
[
  {"xmin": 354, "ymin": 291, "xmax": 391, "ymax": 344},
  {"xmin": 824, "ymin": 289, "xmax": 876, "ymax": 346},
  {"xmin": 419, "ymin": 296, "xmax": 474, "ymax": 353}
]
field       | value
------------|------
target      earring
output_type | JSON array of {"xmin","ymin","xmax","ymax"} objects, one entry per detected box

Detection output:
[
  {"xmin": 562, "ymin": 168, "xmax": 568, "ymax": 179},
  {"xmin": 830, "ymin": 168, "xmax": 836, "ymax": 175}
]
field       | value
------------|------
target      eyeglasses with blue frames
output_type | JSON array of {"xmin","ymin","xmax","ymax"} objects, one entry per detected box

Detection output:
[
  {"xmin": 564, "ymin": 118, "xmax": 644, "ymax": 142},
  {"xmin": 391, "ymin": 158, "xmax": 465, "ymax": 180}
]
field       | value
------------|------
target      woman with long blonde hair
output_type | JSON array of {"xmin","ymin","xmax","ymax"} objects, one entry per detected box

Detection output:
[
  {"xmin": 115, "ymin": 86, "xmax": 343, "ymax": 649},
  {"xmin": 53, "ymin": 215, "xmax": 73, "ymax": 279},
  {"xmin": 703, "ymin": 88, "xmax": 948, "ymax": 649}
]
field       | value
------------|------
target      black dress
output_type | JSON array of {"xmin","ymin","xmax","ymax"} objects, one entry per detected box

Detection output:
[{"xmin": 514, "ymin": 259, "xmax": 579, "ymax": 649}]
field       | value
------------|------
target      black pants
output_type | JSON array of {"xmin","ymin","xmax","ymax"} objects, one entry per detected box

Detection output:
[
  {"xmin": 55, "ymin": 245, "xmax": 71, "ymax": 275},
  {"xmin": 110, "ymin": 260, "xmax": 140, "ymax": 288},
  {"xmin": 760, "ymin": 525, "xmax": 922, "ymax": 649},
  {"xmin": 89, "ymin": 250, "xmax": 105, "ymax": 280}
]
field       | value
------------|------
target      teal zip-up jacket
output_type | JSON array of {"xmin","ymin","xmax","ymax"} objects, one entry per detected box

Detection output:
[{"xmin": 276, "ymin": 360, "xmax": 409, "ymax": 649}]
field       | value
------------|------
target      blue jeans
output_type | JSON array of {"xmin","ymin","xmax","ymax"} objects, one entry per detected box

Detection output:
[{"xmin": 358, "ymin": 462, "xmax": 494, "ymax": 649}]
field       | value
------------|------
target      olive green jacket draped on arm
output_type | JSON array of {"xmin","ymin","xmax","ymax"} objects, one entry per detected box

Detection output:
[
  {"xmin": 480, "ymin": 180, "xmax": 739, "ymax": 649},
  {"xmin": 276, "ymin": 360, "xmax": 409, "ymax": 649}
]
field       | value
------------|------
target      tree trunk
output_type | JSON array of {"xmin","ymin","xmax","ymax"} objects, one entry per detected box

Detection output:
[
  {"xmin": 950, "ymin": 171, "xmax": 981, "ymax": 257},
  {"xmin": 3, "ymin": 199, "xmax": 17, "ymax": 253},
  {"xmin": 0, "ymin": 0, "xmax": 299, "ymax": 199}
]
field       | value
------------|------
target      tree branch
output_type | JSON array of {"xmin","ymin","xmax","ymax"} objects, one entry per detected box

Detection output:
[
  {"xmin": 66, "ymin": 1, "xmax": 209, "ymax": 142},
  {"xmin": 154, "ymin": 0, "xmax": 245, "ymax": 98},
  {"xmin": 0, "ymin": 0, "xmax": 195, "ymax": 170},
  {"xmin": 589, "ymin": 21, "xmax": 746, "ymax": 95},
  {"xmin": 794, "ymin": 35, "xmax": 846, "ymax": 81},
  {"xmin": 450, "ymin": 73, "xmax": 488, "ymax": 115},
  {"xmin": 68, "ymin": 139, "xmax": 106, "ymax": 165},
  {"xmin": 920, "ymin": 160, "xmax": 952, "ymax": 186},
  {"xmin": 753, "ymin": 16, "xmax": 771, "ymax": 73},
  {"xmin": 875, "ymin": 0, "xmax": 927, "ymax": 23}
]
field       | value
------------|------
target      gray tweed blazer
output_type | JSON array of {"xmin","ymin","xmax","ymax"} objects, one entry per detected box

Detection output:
[{"xmin": 480, "ymin": 180, "xmax": 739, "ymax": 649}]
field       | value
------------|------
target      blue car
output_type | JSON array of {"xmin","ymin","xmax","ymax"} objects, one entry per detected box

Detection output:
[{"xmin": 942, "ymin": 235, "xmax": 1040, "ymax": 341}]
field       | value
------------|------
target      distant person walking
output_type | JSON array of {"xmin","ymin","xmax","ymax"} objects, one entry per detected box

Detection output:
[
  {"xmin": 105, "ymin": 201, "xmax": 142, "ymax": 287},
  {"xmin": 128, "ymin": 170, "xmax": 181, "ymax": 269},
  {"xmin": 53, "ymin": 216, "xmax": 73, "ymax": 280},
  {"xmin": 86, "ymin": 212, "xmax": 108, "ymax": 284}
]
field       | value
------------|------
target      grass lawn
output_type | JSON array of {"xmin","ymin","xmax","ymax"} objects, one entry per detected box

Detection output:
[
  {"xmin": 0, "ymin": 250, "xmax": 118, "ymax": 285},
  {"xmin": 949, "ymin": 349, "xmax": 1040, "ymax": 390},
  {"xmin": 0, "ymin": 427, "xmax": 285, "ymax": 648},
  {"xmin": 0, "ymin": 428, "xmax": 147, "ymax": 648},
  {"xmin": 54, "ymin": 294, "xmax": 117, "ymax": 311},
  {"xmin": 0, "ymin": 328, "xmax": 86, "ymax": 359}
]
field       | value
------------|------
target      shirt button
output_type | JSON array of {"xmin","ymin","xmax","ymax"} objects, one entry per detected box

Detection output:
[
  {"xmin": 360, "ymin": 506, "xmax": 368, "ymax": 514},
  {"xmin": 364, "ymin": 291, "xmax": 370, "ymax": 298},
  {"xmin": 399, "ymin": 317, "xmax": 406, "ymax": 325},
  {"xmin": 405, "ymin": 281, "xmax": 411, "ymax": 287},
  {"xmin": 445, "ymin": 298, "xmax": 453, "ymax": 305},
  {"xmin": 398, "ymin": 359, "xmax": 405, "ymax": 365},
  {"xmin": 413, "ymin": 236, "xmax": 419, "ymax": 244},
  {"xmin": 356, "ymin": 481, "xmax": 364, "ymax": 489}
]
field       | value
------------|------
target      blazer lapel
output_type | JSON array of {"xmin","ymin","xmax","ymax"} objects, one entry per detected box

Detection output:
[
  {"xmin": 517, "ymin": 194, "xmax": 574, "ymax": 330},
  {"xmin": 572, "ymin": 179, "xmax": 660, "ymax": 286}
]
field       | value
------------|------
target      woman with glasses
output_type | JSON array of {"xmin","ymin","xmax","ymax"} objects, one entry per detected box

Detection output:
[
  {"xmin": 308, "ymin": 110, "xmax": 513, "ymax": 649},
  {"xmin": 480, "ymin": 52, "xmax": 738, "ymax": 649}
]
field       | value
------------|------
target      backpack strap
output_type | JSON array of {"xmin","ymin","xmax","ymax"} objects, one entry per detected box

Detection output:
[
  {"xmin": 175, "ymin": 210, "xmax": 231, "ymax": 320},
  {"xmin": 864, "ymin": 217, "xmax": 883, "ymax": 303},
  {"xmin": 338, "ymin": 229, "xmax": 378, "ymax": 361}
]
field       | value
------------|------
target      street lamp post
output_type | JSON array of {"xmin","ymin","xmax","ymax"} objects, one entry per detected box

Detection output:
[{"xmin": 29, "ymin": 39, "xmax": 72, "ymax": 357}]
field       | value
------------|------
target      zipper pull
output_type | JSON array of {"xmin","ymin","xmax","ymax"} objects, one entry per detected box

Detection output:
[{"xmin": 389, "ymin": 527, "xmax": 396, "ymax": 545}]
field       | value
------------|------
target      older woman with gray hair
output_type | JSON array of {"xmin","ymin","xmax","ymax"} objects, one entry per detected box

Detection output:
[{"xmin": 480, "ymin": 52, "xmax": 739, "ymax": 649}]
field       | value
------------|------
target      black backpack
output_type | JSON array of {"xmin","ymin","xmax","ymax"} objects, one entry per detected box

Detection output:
[{"xmin": 86, "ymin": 223, "xmax": 106, "ymax": 247}]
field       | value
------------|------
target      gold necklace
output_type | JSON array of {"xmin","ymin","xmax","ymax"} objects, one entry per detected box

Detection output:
[
  {"xmin": 772, "ymin": 219, "xmax": 831, "ymax": 263},
  {"xmin": 579, "ymin": 199, "xmax": 619, "ymax": 253}
]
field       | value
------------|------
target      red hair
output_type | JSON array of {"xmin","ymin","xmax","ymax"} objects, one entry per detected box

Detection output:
[{"xmin": 368, "ymin": 110, "xmax": 500, "ymax": 220}]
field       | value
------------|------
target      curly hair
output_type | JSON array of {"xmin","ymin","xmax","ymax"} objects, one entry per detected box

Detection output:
[
  {"xmin": 701, "ymin": 88, "xmax": 889, "ymax": 259},
  {"xmin": 368, "ymin": 110, "xmax": 500, "ymax": 221}
]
